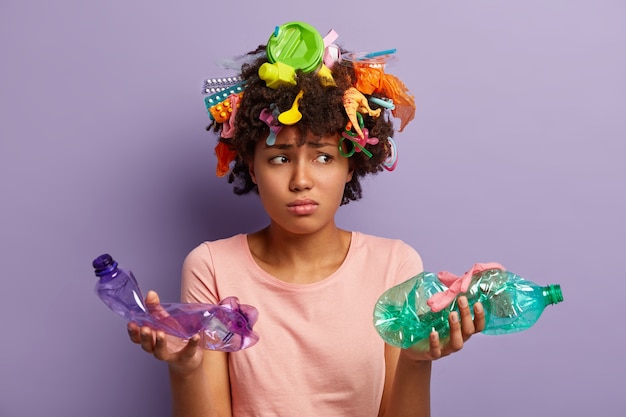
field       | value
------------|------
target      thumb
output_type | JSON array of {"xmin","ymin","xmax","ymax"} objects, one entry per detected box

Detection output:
[
  {"xmin": 146, "ymin": 290, "xmax": 170, "ymax": 319},
  {"xmin": 145, "ymin": 290, "xmax": 161, "ymax": 306}
]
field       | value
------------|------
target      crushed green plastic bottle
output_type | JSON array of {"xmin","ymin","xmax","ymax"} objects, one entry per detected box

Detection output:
[{"xmin": 373, "ymin": 268, "xmax": 563, "ymax": 349}]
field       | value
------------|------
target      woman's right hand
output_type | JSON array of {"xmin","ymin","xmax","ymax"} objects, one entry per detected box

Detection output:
[{"xmin": 127, "ymin": 290, "xmax": 204, "ymax": 374}]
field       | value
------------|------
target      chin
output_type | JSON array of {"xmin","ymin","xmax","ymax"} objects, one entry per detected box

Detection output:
[{"xmin": 275, "ymin": 219, "xmax": 333, "ymax": 236}]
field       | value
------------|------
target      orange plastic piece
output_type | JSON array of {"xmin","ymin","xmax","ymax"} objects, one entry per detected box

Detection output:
[
  {"xmin": 353, "ymin": 64, "xmax": 416, "ymax": 132},
  {"xmin": 210, "ymin": 93, "xmax": 243, "ymax": 123},
  {"xmin": 214, "ymin": 141, "xmax": 237, "ymax": 177}
]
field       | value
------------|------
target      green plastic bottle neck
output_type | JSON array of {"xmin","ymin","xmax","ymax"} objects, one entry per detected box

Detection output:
[{"xmin": 542, "ymin": 284, "xmax": 564, "ymax": 305}]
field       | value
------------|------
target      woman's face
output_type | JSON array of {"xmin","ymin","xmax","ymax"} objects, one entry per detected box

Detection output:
[{"xmin": 249, "ymin": 126, "xmax": 353, "ymax": 236}]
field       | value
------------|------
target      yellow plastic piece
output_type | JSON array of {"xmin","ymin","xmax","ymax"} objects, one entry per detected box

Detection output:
[
  {"xmin": 316, "ymin": 64, "xmax": 336, "ymax": 87},
  {"xmin": 278, "ymin": 90, "xmax": 304, "ymax": 125},
  {"xmin": 258, "ymin": 62, "xmax": 297, "ymax": 89}
]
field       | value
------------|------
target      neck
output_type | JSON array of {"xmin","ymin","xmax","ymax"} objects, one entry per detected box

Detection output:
[{"xmin": 248, "ymin": 223, "xmax": 351, "ymax": 284}]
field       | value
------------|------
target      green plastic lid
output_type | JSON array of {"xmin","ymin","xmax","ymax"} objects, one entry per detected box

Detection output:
[
  {"xmin": 266, "ymin": 21, "xmax": 324, "ymax": 74},
  {"xmin": 544, "ymin": 284, "xmax": 564, "ymax": 305}
]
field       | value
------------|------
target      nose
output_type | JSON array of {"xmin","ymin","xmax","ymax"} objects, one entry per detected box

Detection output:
[{"xmin": 289, "ymin": 161, "xmax": 313, "ymax": 192}]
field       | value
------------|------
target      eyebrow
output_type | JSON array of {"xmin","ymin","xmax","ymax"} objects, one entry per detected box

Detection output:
[{"xmin": 266, "ymin": 141, "xmax": 336, "ymax": 150}]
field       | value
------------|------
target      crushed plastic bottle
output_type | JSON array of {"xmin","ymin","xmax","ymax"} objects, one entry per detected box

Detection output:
[
  {"xmin": 92, "ymin": 253, "xmax": 259, "ymax": 352},
  {"xmin": 373, "ymin": 264, "xmax": 563, "ymax": 349}
]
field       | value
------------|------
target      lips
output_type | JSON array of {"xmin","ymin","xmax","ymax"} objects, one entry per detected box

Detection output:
[{"xmin": 287, "ymin": 199, "xmax": 319, "ymax": 215}]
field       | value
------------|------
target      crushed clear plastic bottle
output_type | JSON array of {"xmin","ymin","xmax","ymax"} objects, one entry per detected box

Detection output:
[
  {"xmin": 92, "ymin": 253, "xmax": 259, "ymax": 352},
  {"xmin": 373, "ymin": 268, "xmax": 563, "ymax": 349}
]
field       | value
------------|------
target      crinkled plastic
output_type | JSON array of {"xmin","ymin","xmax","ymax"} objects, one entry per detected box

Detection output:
[
  {"xmin": 373, "ymin": 265, "xmax": 563, "ymax": 350},
  {"xmin": 214, "ymin": 141, "xmax": 237, "ymax": 177},
  {"xmin": 92, "ymin": 254, "xmax": 259, "ymax": 352},
  {"xmin": 352, "ymin": 64, "xmax": 415, "ymax": 132}
]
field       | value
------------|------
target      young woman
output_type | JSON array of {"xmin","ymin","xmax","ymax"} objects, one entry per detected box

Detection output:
[{"xmin": 128, "ymin": 22, "xmax": 485, "ymax": 417}]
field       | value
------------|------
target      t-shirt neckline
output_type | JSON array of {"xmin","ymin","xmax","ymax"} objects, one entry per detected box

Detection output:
[{"xmin": 239, "ymin": 231, "xmax": 358, "ymax": 290}]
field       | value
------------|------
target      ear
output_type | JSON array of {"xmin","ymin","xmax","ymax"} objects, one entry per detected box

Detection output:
[
  {"xmin": 346, "ymin": 167, "xmax": 354, "ymax": 184},
  {"xmin": 249, "ymin": 160, "xmax": 257, "ymax": 184}
]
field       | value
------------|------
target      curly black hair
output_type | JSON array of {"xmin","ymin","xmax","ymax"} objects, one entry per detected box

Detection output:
[{"xmin": 209, "ymin": 46, "xmax": 397, "ymax": 205}]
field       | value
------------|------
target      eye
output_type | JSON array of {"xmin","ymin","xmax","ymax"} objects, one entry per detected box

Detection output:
[
  {"xmin": 269, "ymin": 155, "xmax": 289, "ymax": 164},
  {"xmin": 315, "ymin": 154, "xmax": 333, "ymax": 164}
]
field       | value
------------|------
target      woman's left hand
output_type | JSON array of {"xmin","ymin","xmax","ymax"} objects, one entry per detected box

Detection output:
[{"xmin": 402, "ymin": 295, "xmax": 486, "ymax": 361}]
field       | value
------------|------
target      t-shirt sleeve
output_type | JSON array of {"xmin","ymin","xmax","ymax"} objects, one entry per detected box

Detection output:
[
  {"xmin": 180, "ymin": 242, "xmax": 220, "ymax": 305},
  {"xmin": 392, "ymin": 240, "xmax": 424, "ymax": 286}
]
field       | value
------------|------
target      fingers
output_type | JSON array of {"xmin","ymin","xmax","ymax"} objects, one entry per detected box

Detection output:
[
  {"xmin": 152, "ymin": 331, "xmax": 200, "ymax": 361},
  {"xmin": 178, "ymin": 334, "xmax": 201, "ymax": 361},
  {"xmin": 140, "ymin": 326, "xmax": 158, "ymax": 353},
  {"xmin": 152, "ymin": 330, "xmax": 171, "ymax": 360},
  {"xmin": 446, "ymin": 311, "xmax": 464, "ymax": 352},
  {"xmin": 457, "ymin": 296, "xmax": 476, "ymax": 339},
  {"xmin": 413, "ymin": 297, "xmax": 486, "ymax": 361},
  {"xmin": 472, "ymin": 302, "xmax": 486, "ymax": 333},
  {"xmin": 442, "ymin": 297, "xmax": 485, "ymax": 354},
  {"xmin": 129, "ymin": 322, "xmax": 201, "ymax": 364},
  {"xmin": 428, "ymin": 329, "xmax": 443, "ymax": 359},
  {"xmin": 127, "ymin": 322, "xmax": 141, "ymax": 344},
  {"xmin": 128, "ymin": 291, "xmax": 199, "ymax": 363},
  {"xmin": 128, "ymin": 322, "xmax": 164, "ymax": 352},
  {"xmin": 137, "ymin": 327, "xmax": 172, "ymax": 361}
]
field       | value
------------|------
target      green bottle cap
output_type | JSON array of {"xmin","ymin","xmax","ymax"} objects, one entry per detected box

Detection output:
[
  {"xmin": 544, "ymin": 284, "xmax": 564, "ymax": 305},
  {"xmin": 266, "ymin": 21, "xmax": 324, "ymax": 74}
]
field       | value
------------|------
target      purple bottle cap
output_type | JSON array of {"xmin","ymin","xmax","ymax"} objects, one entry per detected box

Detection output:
[{"xmin": 92, "ymin": 254, "xmax": 118, "ymax": 276}]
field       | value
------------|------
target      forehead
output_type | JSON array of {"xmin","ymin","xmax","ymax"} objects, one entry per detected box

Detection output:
[{"xmin": 258, "ymin": 126, "xmax": 341, "ymax": 149}]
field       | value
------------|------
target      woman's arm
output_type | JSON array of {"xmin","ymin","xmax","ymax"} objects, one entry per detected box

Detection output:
[
  {"xmin": 169, "ymin": 350, "xmax": 232, "ymax": 417},
  {"xmin": 379, "ymin": 345, "xmax": 432, "ymax": 417},
  {"xmin": 128, "ymin": 291, "xmax": 233, "ymax": 417},
  {"xmin": 380, "ymin": 296, "xmax": 485, "ymax": 417}
]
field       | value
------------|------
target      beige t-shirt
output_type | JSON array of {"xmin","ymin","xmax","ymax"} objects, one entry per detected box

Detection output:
[{"xmin": 181, "ymin": 231, "xmax": 423, "ymax": 417}]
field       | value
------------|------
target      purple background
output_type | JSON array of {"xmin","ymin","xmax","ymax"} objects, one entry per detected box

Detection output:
[{"xmin": 1, "ymin": 1, "xmax": 624, "ymax": 416}]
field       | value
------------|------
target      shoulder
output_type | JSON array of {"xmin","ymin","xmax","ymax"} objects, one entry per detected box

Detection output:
[
  {"xmin": 180, "ymin": 234, "xmax": 247, "ymax": 303},
  {"xmin": 353, "ymin": 231, "xmax": 421, "ymax": 259},
  {"xmin": 184, "ymin": 234, "xmax": 246, "ymax": 265},
  {"xmin": 351, "ymin": 231, "xmax": 423, "ymax": 278}
]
